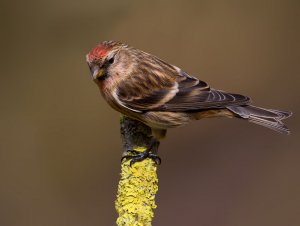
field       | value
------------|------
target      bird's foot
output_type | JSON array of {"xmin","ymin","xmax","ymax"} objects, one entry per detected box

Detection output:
[{"xmin": 121, "ymin": 149, "xmax": 161, "ymax": 166}]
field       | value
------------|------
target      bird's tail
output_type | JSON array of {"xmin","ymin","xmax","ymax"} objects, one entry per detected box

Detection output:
[{"xmin": 227, "ymin": 105, "xmax": 292, "ymax": 134}]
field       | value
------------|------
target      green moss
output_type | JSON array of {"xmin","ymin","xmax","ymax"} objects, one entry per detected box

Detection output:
[{"xmin": 115, "ymin": 147, "xmax": 158, "ymax": 226}]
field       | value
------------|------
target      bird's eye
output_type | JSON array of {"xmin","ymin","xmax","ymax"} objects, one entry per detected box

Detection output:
[{"xmin": 108, "ymin": 57, "xmax": 114, "ymax": 64}]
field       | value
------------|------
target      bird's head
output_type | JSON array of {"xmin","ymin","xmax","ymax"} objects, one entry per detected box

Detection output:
[{"xmin": 86, "ymin": 41, "xmax": 124, "ymax": 82}]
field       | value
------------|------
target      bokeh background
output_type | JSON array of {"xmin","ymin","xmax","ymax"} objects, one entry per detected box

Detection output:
[{"xmin": 1, "ymin": 1, "xmax": 299, "ymax": 225}]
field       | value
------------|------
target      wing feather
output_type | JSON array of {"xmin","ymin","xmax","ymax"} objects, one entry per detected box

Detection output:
[{"xmin": 115, "ymin": 55, "xmax": 250, "ymax": 112}]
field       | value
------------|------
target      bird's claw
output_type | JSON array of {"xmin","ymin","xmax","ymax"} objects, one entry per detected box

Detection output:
[{"xmin": 121, "ymin": 149, "xmax": 161, "ymax": 166}]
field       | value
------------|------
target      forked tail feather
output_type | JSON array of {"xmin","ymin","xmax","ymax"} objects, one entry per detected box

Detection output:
[{"xmin": 227, "ymin": 105, "xmax": 292, "ymax": 134}]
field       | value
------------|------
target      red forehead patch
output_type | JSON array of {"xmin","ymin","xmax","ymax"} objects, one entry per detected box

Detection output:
[{"xmin": 87, "ymin": 44, "xmax": 110, "ymax": 62}]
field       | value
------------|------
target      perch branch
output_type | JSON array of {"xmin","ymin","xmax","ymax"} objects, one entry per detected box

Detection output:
[{"xmin": 115, "ymin": 116, "xmax": 159, "ymax": 226}]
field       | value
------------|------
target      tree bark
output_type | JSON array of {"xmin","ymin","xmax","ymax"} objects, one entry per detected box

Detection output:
[{"xmin": 115, "ymin": 116, "xmax": 159, "ymax": 226}]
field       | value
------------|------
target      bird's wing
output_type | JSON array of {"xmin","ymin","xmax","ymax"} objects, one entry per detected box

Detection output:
[
  {"xmin": 115, "ymin": 64, "xmax": 250, "ymax": 112},
  {"xmin": 115, "ymin": 66, "xmax": 179, "ymax": 112},
  {"xmin": 157, "ymin": 71, "xmax": 251, "ymax": 111}
]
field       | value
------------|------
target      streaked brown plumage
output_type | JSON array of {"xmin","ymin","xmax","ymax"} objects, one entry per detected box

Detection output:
[{"xmin": 86, "ymin": 41, "xmax": 292, "ymax": 140}]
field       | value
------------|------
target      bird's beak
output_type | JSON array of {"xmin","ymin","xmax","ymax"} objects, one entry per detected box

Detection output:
[{"xmin": 91, "ymin": 65, "xmax": 105, "ymax": 80}]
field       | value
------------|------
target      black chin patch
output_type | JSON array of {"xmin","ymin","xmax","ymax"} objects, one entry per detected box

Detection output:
[{"xmin": 97, "ymin": 73, "xmax": 108, "ymax": 81}]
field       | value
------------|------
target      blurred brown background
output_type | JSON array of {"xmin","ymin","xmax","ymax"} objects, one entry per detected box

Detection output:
[{"xmin": 0, "ymin": 0, "xmax": 299, "ymax": 225}]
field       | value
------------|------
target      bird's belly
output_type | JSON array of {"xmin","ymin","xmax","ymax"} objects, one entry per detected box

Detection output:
[{"xmin": 139, "ymin": 111, "xmax": 191, "ymax": 129}]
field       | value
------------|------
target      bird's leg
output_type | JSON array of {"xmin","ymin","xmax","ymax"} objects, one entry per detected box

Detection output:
[{"xmin": 121, "ymin": 138, "xmax": 161, "ymax": 166}]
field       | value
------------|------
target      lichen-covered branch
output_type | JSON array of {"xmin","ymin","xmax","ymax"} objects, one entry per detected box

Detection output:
[{"xmin": 115, "ymin": 116, "xmax": 159, "ymax": 226}]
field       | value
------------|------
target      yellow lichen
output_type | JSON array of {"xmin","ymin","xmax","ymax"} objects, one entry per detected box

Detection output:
[{"xmin": 115, "ymin": 147, "xmax": 158, "ymax": 226}]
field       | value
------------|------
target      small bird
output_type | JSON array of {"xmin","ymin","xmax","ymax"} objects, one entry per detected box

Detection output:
[{"xmin": 86, "ymin": 41, "xmax": 292, "ymax": 163}]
